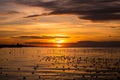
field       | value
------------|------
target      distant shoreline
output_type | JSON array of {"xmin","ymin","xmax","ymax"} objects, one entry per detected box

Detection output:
[
  {"xmin": 0, "ymin": 46, "xmax": 120, "ymax": 48},
  {"xmin": 1, "ymin": 41, "xmax": 120, "ymax": 48}
]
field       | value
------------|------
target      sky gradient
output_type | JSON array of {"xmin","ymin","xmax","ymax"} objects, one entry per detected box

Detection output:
[{"xmin": 0, "ymin": 0, "xmax": 120, "ymax": 46}]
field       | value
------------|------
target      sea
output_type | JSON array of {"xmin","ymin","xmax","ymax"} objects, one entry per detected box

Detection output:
[{"xmin": 0, "ymin": 47, "xmax": 120, "ymax": 80}]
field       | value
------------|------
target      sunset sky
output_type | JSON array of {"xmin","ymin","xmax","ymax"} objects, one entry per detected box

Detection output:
[{"xmin": 0, "ymin": 0, "xmax": 120, "ymax": 46}]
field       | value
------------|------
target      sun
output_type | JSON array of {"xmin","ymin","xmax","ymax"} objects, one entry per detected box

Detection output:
[
  {"xmin": 55, "ymin": 39, "xmax": 63, "ymax": 47},
  {"xmin": 56, "ymin": 40, "xmax": 63, "ymax": 43}
]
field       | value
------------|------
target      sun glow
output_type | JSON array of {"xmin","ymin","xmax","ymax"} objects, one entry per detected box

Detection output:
[
  {"xmin": 56, "ymin": 40, "xmax": 63, "ymax": 43},
  {"xmin": 56, "ymin": 40, "xmax": 63, "ymax": 47}
]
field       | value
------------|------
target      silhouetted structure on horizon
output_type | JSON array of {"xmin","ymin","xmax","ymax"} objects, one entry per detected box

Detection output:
[{"xmin": 0, "ymin": 43, "xmax": 33, "ymax": 48}]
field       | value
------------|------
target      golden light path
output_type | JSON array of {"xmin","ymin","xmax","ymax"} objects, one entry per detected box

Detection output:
[{"xmin": 57, "ymin": 44, "xmax": 62, "ymax": 47}]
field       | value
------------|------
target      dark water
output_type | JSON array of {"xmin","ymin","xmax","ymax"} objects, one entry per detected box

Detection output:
[{"xmin": 0, "ymin": 47, "xmax": 120, "ymax": 80}]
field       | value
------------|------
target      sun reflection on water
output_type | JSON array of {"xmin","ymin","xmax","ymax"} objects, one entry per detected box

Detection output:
[{"xmin": 57, "ymin": 44, "xmax": 62, "ymax": 47}]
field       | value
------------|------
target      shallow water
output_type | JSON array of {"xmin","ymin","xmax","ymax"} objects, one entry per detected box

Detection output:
[{"xmin": 0, "ymin": 47, "xmax": 120, "ymax": 80}]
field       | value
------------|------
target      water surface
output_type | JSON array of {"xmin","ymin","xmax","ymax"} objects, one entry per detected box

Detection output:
[{"xmin": 0, "ymin": 47, "xmax": 120, "ymax": 80}]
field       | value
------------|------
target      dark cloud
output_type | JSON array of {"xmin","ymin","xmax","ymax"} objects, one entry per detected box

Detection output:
[
  {"xmin": 0, "ymin": 30, "xmax": 21, "ymax": 36},
  {"xmin": 0, "ymin": 11, "xmax": 20, "ymax": 15},
  {"xmin": 16, "ymin": 0, "xmax": 120, "ymax": 21},
  {"xmin": 0, "ymin": 0, "xmax": 120, "ymax": 21},
  {"xmin": 25, "ymin": 42, "xmax": 52, "ymax": 44},
  {"xmin": 13, "ymin": 35, "xmax": 70, "ymax": 39},
  {"xmin": 7, "ymin": 11, "xmax": 20, "ymax": 14},
  {"xmin": 24, "ymin": 14, "xmax": 41, "ymax": 18}
]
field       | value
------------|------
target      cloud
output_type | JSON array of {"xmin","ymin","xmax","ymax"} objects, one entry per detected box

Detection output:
[
  {"xmin": 0, "ymin": 11, "xmax": 20, "ymax": 15},
  {"xmin": 25, "ymin": 42, "xmax": 52, "ymax": 44},
  {"xmin": 0, "ymin": 30, "xmax": 20, "ymax": 37},
  {"xmin": 16, "ymin": 0, "xmax": 120, "ymax": 21},
  {"xmin": 0, "ymin": 0, "xmax": 120, "ymax": 22},
  {"xmin": 13, "ymin": 35, "xmax": 70, "ymax": 39},
  {"xmin": 24, "ymin": 14, "xmax": 41, "ymax": 18}
]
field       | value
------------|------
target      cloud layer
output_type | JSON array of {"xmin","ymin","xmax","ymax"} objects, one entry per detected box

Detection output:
[
  {"xmin": 16, "ymin": 0, "xmax": 120, "ymax": 21},
  {"xmin": 0, "ymin": 0, "xmax": 120, "ymax": 21},
  {"xmin": 13, "ymin": 35, "xmax": 70, "ymax": 39}
]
